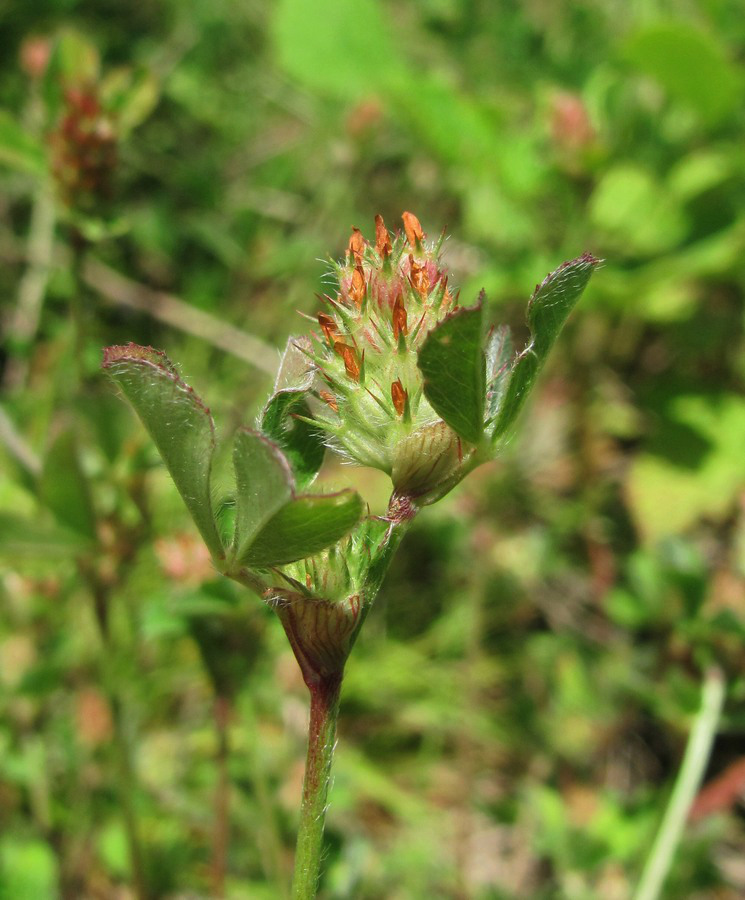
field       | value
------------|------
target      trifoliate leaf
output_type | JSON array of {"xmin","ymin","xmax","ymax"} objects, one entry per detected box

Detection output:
[{"xmin": 102, "ymin": 344, "xmax": 223, "ymax": 558}]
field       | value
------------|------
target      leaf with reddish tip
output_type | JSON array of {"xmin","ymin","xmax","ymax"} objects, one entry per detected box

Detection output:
[
  {"xmin": 492, "ymin": 253, "xmax": 600, "ymax": 441},
  {"xmin": 102, "ymin": 344, "xmax": 223, "ymax": 558},
  {"xmin": 232, "ymin": 428, "xmax": 294, "ymax": 562},
  {"xmin": 417, "ymin": 301, "xmax": 486, "ymax": 445},
  {"xmin": 239, "ymin": 491, "xmax": 364, "ymax": 567}
]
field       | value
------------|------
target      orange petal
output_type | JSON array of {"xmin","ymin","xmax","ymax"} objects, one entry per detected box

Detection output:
[
  {"xmin": 335, "ymin": 343, "xmax": 360, "ymax": 381},
  {"xmin": 402, "ymin": 211, "xmax": 423, "ymax": 247},
  {"xmin": 392, "ymin": 293, "xmax": 408, "ymax": 340},
  {"xmin": 319, "ymin": 390, "xmax": 339, "ymax": 412},
  {"xmin": 317, "ymin": 312, "xmax": 338, "ymax": 345},
  {"xmin": 350, "ymin": 264, "xmax": 366, "ymax": 307},
  {"xmin": 375, "ymin": 214, "xmax": 392, "ymax": 257},
  {"xmin": 409, "ymin": 255, "xmax": 429, "ymax": 298},
  {"xmin": 391, "ymin": 379, "xmax": 407, "ymax": 416},
  {"xmin": 348, "ymin": 227, "xmax": 365, "ymax": 263}
]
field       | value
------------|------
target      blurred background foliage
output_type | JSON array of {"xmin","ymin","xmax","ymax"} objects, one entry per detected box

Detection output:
[{"xmin": 1, "ymin": 0, "xmax": 745, "ymax": 897}]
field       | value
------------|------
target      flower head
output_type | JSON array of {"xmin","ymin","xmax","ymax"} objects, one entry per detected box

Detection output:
[{"xmin": 305, "ymin": 213, "xmax": 467, "ymax": 502}]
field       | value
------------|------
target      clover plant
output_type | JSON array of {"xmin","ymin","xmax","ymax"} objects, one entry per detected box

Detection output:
[{"xmin": 103, "ymin": 213, "xmax": 598, "ymax": 898}]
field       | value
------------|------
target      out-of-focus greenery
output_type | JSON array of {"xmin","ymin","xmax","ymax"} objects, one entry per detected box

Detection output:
[{"xmin": 1, "ymin": 1, "xmax": 744, "ymax": 897}]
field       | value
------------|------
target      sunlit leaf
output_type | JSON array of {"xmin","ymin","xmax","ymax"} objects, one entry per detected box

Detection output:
[
  {"xmin": 492, "ymin": 254, "xmax": 599, "ymax": 441},
  {"xmin": 627, "ymin": 392, "xmax": 745, "ymax": 542},
  {"xmin": 417, "ymin": 301, "xmax": 486, "ymax": 445},
  {"xmin": 232, "ymin": 428, "xmax": 294, "ymax": 561},
  {"xmin": 240, "ymin": 491, "xmax": 364, "ymax": 567},
  {"xmin": 260, "ymin": 338, "xmax": 325, "ymax": 489},
  {"xmin": 101, "ymin": 66, "xmax": 159, "ymax": 135},
  {"xmin": 274, "ymin": 0, "xmax": 404, "ymax": 100},
  {"xmin": 625, "ymin": 23, "xmax": 742, "ymax": 126}
]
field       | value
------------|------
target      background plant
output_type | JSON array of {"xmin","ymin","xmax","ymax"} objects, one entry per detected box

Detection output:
[{"xmin": 1, "ymin": 1, "xmax": 745, "ymax": 898}]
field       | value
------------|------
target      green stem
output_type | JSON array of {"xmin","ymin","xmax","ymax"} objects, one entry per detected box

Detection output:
[
  {"xmin": 69, "ymin": 230, "xmax": 89, "ymax": 384},
  {"xmin": 633, "ymin": 665, "xmax": 725, "ymax": 900},
  {"xmin": 211, "ymin": 695, "xmax": 231, "ymax": 898},
  {"xmin": 291, "ymin": 673, "xmax": 343, "ymax": 900},
  {"xmin": 109, "ymin": 692, "xmax": 150, "ymax": 900},
  {"xmin": 241, "ymin": 696, "xmax": 288, "ymax": 896},
  {"xmin": 88, "ymin": 576, "xmax": 149, "ymax": 900},
  {"xmin": 2, "ymin": 182, "xmax": 55, "ymax": 390}
]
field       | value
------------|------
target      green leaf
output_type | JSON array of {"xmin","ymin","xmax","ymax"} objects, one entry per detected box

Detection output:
[
  {"xmin": 0, "ymin": 513, "xmax": 89, "ymax": 559},
  {"xmin": 42, "ymin": 29, "xmax": 100, "ymax": 119},
  {"xmin": 274, "ymin": 0, "xmax": 405, "ymax": 100},
  {"xmin": 0, "ymin": 110, "xmax": 46, "ymax": 176},
  {"xmin": 39, "ymin": 429, "xmax": 97, "ymax": 541},
  {"xmin": 493, "ymin": 254, "xmax": 599, "ymax": 440},
  {"xmin": 100, "ymin": 66, "xmax": 159, "ymax": 135},
  {"xmin": 261, "ymin": 338, "xmax": 325, "ymax": 489},
  {"xmin": 240, "ymin": 491, "xmax": 364, "ymax": 567},
  {"xmin": 232, "ymin": 428, "xmax": 294, "ymax": 561},
  {"xmin": 624, "ymin": 23, "xmax": 742, "ymax": 126},
  {"xmin": 261, "ymin": 392, "xmax": 325, "ymax": 490},
  {"xmin": 0, "ymin": 837, "xmax": 58, "ymax": 900},
  {"xmin": 589, "ymin": 165, "xmax": 688, "ymax": 256},
  {"xmin": 484, "ymin": 325, "xmax": 514, "ymax": 426},
  {"xmin": 627, "ymin": 392, "xmax": 745, "ymax": 543},
  {"xmin": 417, "ymin": 300, "xmax": 487, "ymax": 445},
  {"xmin": 102, "ymin": 344, "xmax": 223, "ymax": 559}
]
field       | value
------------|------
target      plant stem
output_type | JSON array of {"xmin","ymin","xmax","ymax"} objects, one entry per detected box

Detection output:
[
  {"xmin": 84, "ymin": 256, "xmax": 279, "ymax": 375},
  {"xmin": 211, "ymin": 694, "xmax": 231, "ymax": 898},
  {"xmin": 291, "ymin": 673, "xmax": 343, "ymax": 900},
  {"xmin": 3, "ymin": 182, "xmax": 55, "ymax": 390},
  {"xmin": 69, "ymin": 230, "xmax": 89, "ymax": 384},
  {"xmin": 109, "ymin": 691, "xmax": 150, "ymax": 900},
  {"xmin": 88, "ymin": 575, "xmax": 149, "ymax": 900},
  {"xmin": 633, "ymin": 665, "xmax": 725, "ymax": 900}
]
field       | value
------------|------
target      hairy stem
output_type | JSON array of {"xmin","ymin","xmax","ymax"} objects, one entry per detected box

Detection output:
[
  {"xmin": 633, "ymin": 665, "xmax": 725, "ymax": 900},
  {"xmin": 291, "ymin": 673, "xmax": 343, "ymax": 900}
]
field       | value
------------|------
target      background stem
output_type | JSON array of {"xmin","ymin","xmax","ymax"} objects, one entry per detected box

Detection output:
[
  {"xmin": 211, "ymin": 694, "xmax": 231, "ymax": 898},
  {"xmin": 88, "ymin": 576, "xmax": 149, "ymax": 900},
  {"xmin": 633, "ymin": 665, "xmax": 725, "ymax": 900},
  {"xmin": 3, "ymin": 183, "xmax": 55, "ymax": 390},
  {"xmin": 291, "ymin": 674, "xmax": 343, "ymax": 900}
]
